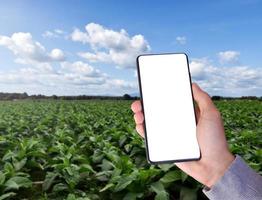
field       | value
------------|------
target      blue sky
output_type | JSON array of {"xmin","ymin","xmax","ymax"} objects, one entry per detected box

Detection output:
[{"xmin": 0, "ymin": 0, "xmax": 261, "ymax": 96}]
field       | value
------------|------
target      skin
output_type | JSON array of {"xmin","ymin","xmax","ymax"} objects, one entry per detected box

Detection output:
[{"xmin": 131, "ymin": 83, "xmax": 235, "ymax": 188}]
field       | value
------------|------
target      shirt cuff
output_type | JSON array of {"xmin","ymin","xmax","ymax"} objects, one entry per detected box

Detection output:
[{"xmin": 202, "ymin": 155, "xmax": 262, "ymax": 200}]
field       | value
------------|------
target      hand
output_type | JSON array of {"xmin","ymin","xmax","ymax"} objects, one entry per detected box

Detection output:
[{"xmin": 131, "ymin": 83, "xmax": 235, "ymax": 188}]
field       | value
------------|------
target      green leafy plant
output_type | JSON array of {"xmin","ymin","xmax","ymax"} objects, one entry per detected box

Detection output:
[{"xmin": 0, "ymin": 100, "xmax": 261, "ymax": 199}]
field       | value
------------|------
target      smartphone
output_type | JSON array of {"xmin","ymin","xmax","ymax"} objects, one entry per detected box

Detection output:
[{"xmin": 136, "ymin": 53, "xmax": 200, "ymax": 164}]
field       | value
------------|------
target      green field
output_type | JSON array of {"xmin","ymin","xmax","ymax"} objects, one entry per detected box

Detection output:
[{"xmin": 0, "ymin": 100, "xmax": 261, "ymax": 200}]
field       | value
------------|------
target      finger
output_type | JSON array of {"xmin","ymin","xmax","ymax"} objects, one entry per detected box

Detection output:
[
  {"xmin": 192, "ymin": 83, "xmax": 216, "ymax": 112},
  {"xmin": 136, "ymin": 124, "xmax": 145, "ymax": 138},
  {"xmin": 134, "ymin": 112, "xmax": 144, "ymax": 124},
  {"xmin": 131, "ymin": 100, "xmax": 142, "ymax": 113}
]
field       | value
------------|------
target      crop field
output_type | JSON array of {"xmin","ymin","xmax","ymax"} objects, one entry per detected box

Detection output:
[{"xmin": 0, "ymin": 100, "xmax": 261, "ymax": 200}]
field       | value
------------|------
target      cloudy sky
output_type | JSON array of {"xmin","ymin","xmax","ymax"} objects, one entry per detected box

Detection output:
[{"xmin": 0, "ymin": 0, "xmax": 261, "ymax": 96}]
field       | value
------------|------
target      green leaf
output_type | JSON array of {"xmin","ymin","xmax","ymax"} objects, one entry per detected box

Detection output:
[
  {"xmin": 0, "ymin": 135, "xmax": 6, "ymax": 143},
  {"xmin": 66, "ymin": 194, "xmax": 76, "ymax": 200},
  {"xmin": 4, "ymin": 180, "xmax": 19, "ymax": 190},
  {"xmin": 181, "ymin": 171, "xmax": 188, "ymax": 182},
  {"xmin": 123, "ymin": 192, "xmax": 143, "ymax": 200},
  {"xmin": 0, "ymin": 192, "xmax": 16, "ymax": 200},
  {"xmin": 124, "ymin": 144, "xmax": 132, "ymax": 153},
  {"xmin": 99, "ymin": 183, "xmax": 114, "ymax": 192},
  {"xmin": 114, "ymin": 179, "xmax": 133, "ymax": 192},
  {"xmin": 65, "ymin": 167, "xmax": 74, "ymax": 176},
  {"xmin": 151, "ymin": 181, "xmax": 165, "ymax": 194},
  {"xmin": 43, "ymin": 172, "xmax": 58, "ymax": 191},
  {"xmin": 155, "ymin": 191, "xmax": 169, "ymax": 200},
  {"xmin": 158, "ymin": 164, "xmax": 174, "ymax": 172},
  {"xmin": 99, "ymin": 159, "xmax": 114, "ymax": 171},
  {"xmin": 111, "ymin": 168, "xmax": 122, "ymax": 179},
  {"xmin": 4, "ymin": 162, "xmax": 14, "ymax": 175},
  {"xmin": 114, "ymin": 175, "xmax": 135, "ymax": 192},
  {"xmin": 151, "ymin": 181, "xmax": 170, "ymax": 200},
  {"xmin": 13, "ymin": 158, "xmax": 27, "ymax": 171},
  {"xmin": 96, "ymin": 171, "xmax": 109, "ymax": 182},
  {"xmin": 160, "ymin": 170, "xmax": 181, "ymax": 183},
  {"xmin": 2, "ymin": 151, "xmax": 15, "ymax": 161},
  {"xmin": 52, "ymin": 183, "xmax": 68, "ymax": 192},
  {"xmin": 139, "ymin": 168, "xmax": 160, "ymax": 183},
  {"xmin": 119, "ymin": 135, "xmax": 127, "ymax": 147},
  {"xmin": 80, "ymin": 164, "xmax": 95, "ymax": 173},
  {"xmin": 4, "ymin": 176, "xmax": 32, "ymax": 191},
  {"xmin": 0, "ymin": 171, "xmax": 5, "ymax": 185}
]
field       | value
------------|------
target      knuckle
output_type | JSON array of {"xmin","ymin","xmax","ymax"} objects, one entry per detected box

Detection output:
[{"xmin": 134, "ymin": 113, "xmax": 143, "ymax": 124}]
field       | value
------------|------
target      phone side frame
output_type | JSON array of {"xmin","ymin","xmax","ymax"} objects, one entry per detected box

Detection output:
[{"xmin": 136, "ymin": 52, "xmax": 201, "ymax": 164}]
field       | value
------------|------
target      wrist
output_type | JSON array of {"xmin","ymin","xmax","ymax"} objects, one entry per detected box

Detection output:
[{"xmin": 204, "ymin": 153, "xmax": 235, "ymax": 188}]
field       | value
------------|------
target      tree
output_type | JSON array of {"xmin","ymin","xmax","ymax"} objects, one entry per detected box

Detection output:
[
  {"xmin": 211, "ymin": 96, "xmax": 222, "ymax": 101},
  {"xmin": 123, "ymin": 94, "xmax": 132, "ymax": 100}
]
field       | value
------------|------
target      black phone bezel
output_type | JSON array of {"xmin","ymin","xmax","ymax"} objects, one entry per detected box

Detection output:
[{"xmin": 136, "ymin": 52, "xmax": 201, "ymax": 164}]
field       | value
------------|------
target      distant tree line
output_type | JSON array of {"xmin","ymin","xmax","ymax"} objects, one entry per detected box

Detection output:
[
  {"xmin": 0, "ymin": 92, "xmax": 261, "ymax": 101},
  {"xmin": 0, "ymin": 92, "xmax": 139, "ymax": 101},
  {"xmin": 0, "ymin": 92, "xmax": 29, "ymax": 100},
  {"xmin": 211, "ymin": 95, "xmax": 262, "ymax": 101}
]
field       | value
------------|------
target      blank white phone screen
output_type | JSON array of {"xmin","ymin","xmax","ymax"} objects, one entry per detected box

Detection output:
[{"xmin": 137, "ymin": 53, "xmax": 200, "ymax": 163}]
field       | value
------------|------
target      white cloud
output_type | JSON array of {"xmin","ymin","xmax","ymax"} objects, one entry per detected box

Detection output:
[
  {"xmin": 0, "ymin": 32, "xmax": 65, "ymax": 65},
  {"xmin": 42, "ymin": 29, "xmax": 65, "ymax": 38},
  {"xmin": 106, "ymin": 79, "xmax": 137, "ymax": 90},
  {"xmin": 54, "ymin": 29, "xmax": 64, "ymax": 34},
  {"xmin": 71, "ymin": 23, "xmax": 150, "ymax": 68},
  {"xmin": 176, "ymin": 36, "xmax": 186, "ymax": 45},
  {"xmin": 189, "ymin": 58, "xmax": 262, "ymax": 96},
  {"xmin": 218, "ymin": 50, "xmax": 240, "ymax": 63},
  {"xmin": 0, "ymin": 60, "xmax": 138, "ymax": 96},
  {"xmin": 77, "ymin": 51, "xmax": 111, "ymax": 63},
  {"xmin": 0, "ymin": 30, "xmax": 138, "ymax": 95},
  {"xmin": 60, "ymin": 61, "xmax": 106, "ymax": 77},
  {"xmin": 42, "ymin": 31, "xmax": 56, "ymax": 38},
  {"xmin": 50, "ymin": 49, "xmax": 65, "ymax": 61},
  {"xmin": 189, "ymin": 58, "xmax": 208, "ymax": 80},
  {"xmin": 71, "ymin": 28, "xmax": 89, "ymax": 43}
]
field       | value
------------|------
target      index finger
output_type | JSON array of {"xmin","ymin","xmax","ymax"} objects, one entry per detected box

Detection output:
[{"xmin": 131, "ymin": 100, "xmax": 142, "ymax": 113}]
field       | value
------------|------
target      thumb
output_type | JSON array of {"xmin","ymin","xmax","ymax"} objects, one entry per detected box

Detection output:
[{"xmin": 192, "ymin": 83, "xmax": 216, "ymax": 112}]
